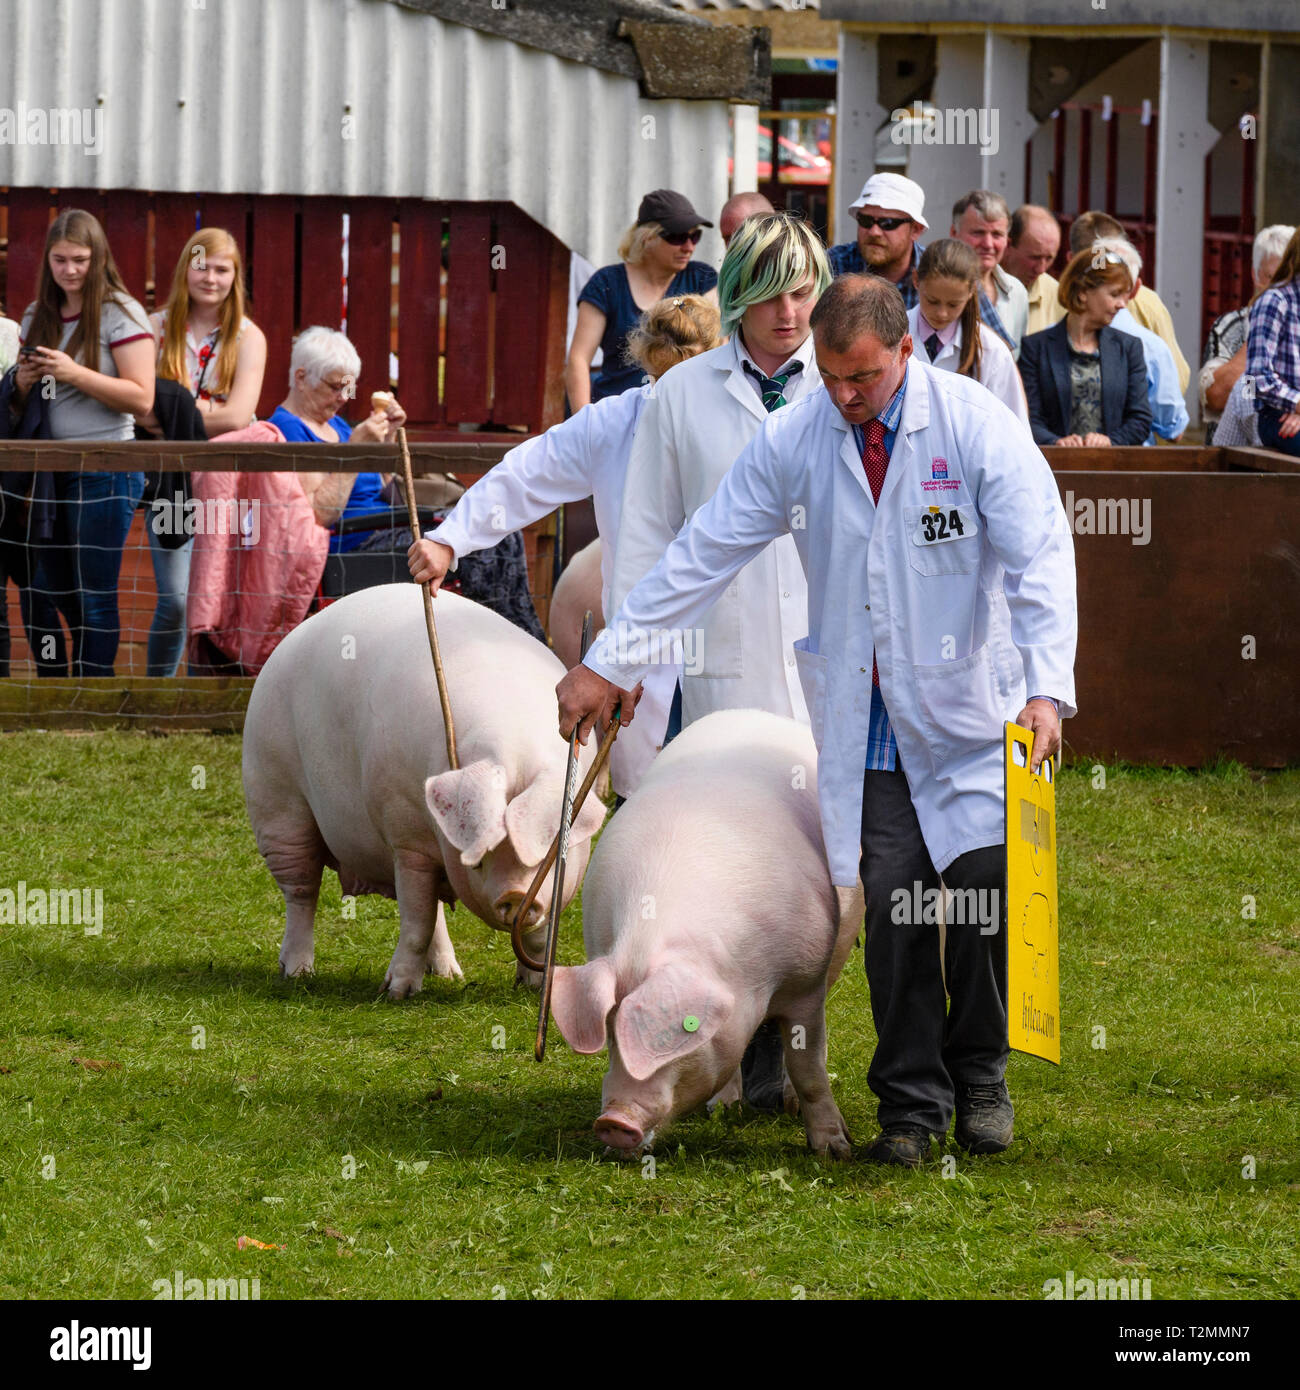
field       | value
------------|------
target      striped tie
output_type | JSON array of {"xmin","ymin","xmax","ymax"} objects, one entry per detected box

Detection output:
[{"xmin": 744, "ymin": 361, "xmax": 801, "ymax": 412}]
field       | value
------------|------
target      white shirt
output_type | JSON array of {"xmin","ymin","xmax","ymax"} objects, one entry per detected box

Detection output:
[
  {"xmin": 610, "ymin": 332, "xmax": 819, "ymax": 729},
  {"xmin": 589, "ymin": 359, "xmax": 1077, "ymax": 885},
  {"xmin": 907, "ymin": 304, "xmax": 1031, "ymax": 432}
]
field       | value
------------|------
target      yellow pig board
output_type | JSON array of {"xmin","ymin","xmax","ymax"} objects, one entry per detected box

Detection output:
[{"xmin": 1005, "ymin": 722, "xmax": 1060, "ymax": 1064}]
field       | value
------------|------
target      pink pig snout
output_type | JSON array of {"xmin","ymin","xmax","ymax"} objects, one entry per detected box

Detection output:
[
  {"xmin": 594, "ymin": 1110, "xmax": 644, "ymax": 1151},
  {"xmin": 493, "ymin": 888, "xmax": 544, "ymax": 929}
]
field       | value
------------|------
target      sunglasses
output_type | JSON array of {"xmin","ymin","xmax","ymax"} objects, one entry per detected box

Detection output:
[
  {"xmin": 856, "ymin": 214, "xmax": 911, "ymax": 232},
  {"xmin": 661, "ymin": 228, "xmax": 703, "ymax": 246}
]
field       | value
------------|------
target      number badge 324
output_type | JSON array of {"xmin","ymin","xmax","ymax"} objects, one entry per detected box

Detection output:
[{"xmin": 905, "ymin": 503, "xmax": 980, "ymax": 575}]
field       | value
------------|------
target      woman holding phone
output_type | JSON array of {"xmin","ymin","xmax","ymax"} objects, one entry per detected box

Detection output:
[{"xmin": 9, "ymin": 208, "xmax": 155, "ymax": 677}]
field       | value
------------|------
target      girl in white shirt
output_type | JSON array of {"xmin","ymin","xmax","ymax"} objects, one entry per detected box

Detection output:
[
  {"xmin": 408, "ymin": 294, "xmax": 721, "ymax": 798},
  {"xmin": 144, "ymin": 228, "xmax": 267, "ymax": 675},
  {"xmin": 909, "ymin": 238, "xmax": 1032, "ymax": 431}
]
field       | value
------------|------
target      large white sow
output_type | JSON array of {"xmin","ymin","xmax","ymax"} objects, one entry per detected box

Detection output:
[{"xmin": 242, "ymin": 584, "xmax": 606, "ymax": 997}]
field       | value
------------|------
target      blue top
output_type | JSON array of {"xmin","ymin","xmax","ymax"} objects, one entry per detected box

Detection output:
[
  {"xmin": 269, "ymin": 406, "xmax": 387, "ymax": 552},
  {"xmin": 578, "ymin": 260, "xmax": 718, "ymax": 401}
]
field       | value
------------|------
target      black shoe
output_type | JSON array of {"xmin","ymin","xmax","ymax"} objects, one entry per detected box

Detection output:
[
  {"xmin": 954, "ymin": 1081, "xmax": 1014, "ymax": 1153},
  {"xmin": 863, "ymin": 1125, "xmax": 934, "ymax": 1167},
  {"xmin": 740, "ymin": 1018, "xmax": 786, "ymax": 1113}
]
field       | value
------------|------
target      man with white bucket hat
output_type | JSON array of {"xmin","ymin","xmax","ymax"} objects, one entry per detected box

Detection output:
[{"xmin": 826, "ymin": 172, "xmax": 929, "ymax": 310}]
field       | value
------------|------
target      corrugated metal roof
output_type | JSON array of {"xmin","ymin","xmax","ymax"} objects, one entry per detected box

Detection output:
[{"xmin": 0, "ymin": 0, "xmax": 732, "ymax": 269}]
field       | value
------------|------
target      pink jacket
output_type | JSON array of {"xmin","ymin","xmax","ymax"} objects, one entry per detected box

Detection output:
[{"xmin": 186, "ymin": 421, "xmax": 330, "ymax": 673}]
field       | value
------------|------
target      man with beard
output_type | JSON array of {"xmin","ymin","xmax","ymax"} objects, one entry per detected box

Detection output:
[{"xmin": 826, "ymin": 173, "xmax": 927, "ymax": 310}]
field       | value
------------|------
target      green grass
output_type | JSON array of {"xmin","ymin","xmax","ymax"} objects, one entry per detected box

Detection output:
[{"xmin": 1, "ymin": 732, "xmax": 1297, "ymax": 1300}]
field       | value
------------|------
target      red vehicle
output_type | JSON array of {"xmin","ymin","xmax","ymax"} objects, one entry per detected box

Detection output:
[{"xmin": 730, "ymin": 123, "xmax": 831, "ymax": 186}]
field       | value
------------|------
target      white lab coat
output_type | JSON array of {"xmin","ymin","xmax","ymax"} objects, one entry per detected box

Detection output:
[
  {"xmin": 611, "ymin": 334, "xmax": 815, "ymax": 728},
  {"xmin": 427, "ymin": 384, "xmax": 675, "ymax": 797},
  {"xmin": 587, "ymin": 358, "xmax": 1077, "ymax": 886},
  {"xmin": 907, "ymin": 305, "xmax": 1032, "ymax": 433}
]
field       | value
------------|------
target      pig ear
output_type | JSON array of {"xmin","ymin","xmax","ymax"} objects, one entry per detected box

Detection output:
[
  {"xmin": 614, "ymin": 961, "xmax": 734, "ymax": 1082},
  {"xmin": 550, "ymin": 958, "xmax": 617, "ymax": 1055},
  {"xmin": 425, "ymin": 760, "xmax": 510, "ymax": 866},
  {"xmin": 503, "ymin": 776, "xmax": 559, "ymax": 870}
]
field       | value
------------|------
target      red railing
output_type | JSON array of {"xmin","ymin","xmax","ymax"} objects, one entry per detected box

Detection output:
[{"xmin": 0, "ymin": 189, "xmax": 570, "ymax": 435}]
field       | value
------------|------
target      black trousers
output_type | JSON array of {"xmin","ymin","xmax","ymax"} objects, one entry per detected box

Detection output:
[{"xmin": 860, "ymin": 764, "xmax": 1008, "ymax": 1134}]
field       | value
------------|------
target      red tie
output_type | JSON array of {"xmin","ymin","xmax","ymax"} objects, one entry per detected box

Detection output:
[{"xmin": 861, "ymin": 418, "xmax": 889, "ymax": 686}]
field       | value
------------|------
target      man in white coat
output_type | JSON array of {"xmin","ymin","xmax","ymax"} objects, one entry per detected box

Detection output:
[
  {"xmin": 558, "ymin": 275, "xmax": 1077, "ymax": 1167},
  {"xmin": 608, "ymin": 211, "xmax": 831, "ymax": 1111}
]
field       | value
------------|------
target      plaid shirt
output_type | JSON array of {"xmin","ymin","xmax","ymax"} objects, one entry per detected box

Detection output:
[
  {"xmin": 827, "ymin": 240, "xmax": 921, "ymax": 310},
  {"xmin": 1246, "ymin": 282, "xmax": 1300, "ymax": 412},
  {"xmin": 852, "ymin": 381, "xmax": 907, "ymax": 771}
]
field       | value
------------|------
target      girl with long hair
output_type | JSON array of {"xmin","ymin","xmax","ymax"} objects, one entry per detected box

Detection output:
[
  {"xmin": 142, "ymin": 228, "xmax": 267, "ymax": 675},
  {"xmin": 8, "ymin": 208, "xmax": 155, "ymax": 677},
  {"xmin": 152, "ymin": 227, "xmax": 266, "ymax": 435},
  {"xmin": 909, "ymin": 238, "xmax": 1030, "ymax": 429}
]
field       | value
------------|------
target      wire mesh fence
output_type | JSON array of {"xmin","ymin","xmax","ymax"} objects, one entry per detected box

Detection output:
[{"xmin": 0, "ymin": 439, "xmax": 563, "ymax": 728}]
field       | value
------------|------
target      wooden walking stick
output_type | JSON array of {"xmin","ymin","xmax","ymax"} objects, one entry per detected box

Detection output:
[
  {"xmin": 398, "ymin": 424, "xmax": 458, "ymax": 770},
  {"xmin": 533, "ymin": 611, "xmax": 595, "ymax": 1063}
]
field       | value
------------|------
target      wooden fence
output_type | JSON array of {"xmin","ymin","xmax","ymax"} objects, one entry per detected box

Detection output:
[
  {"xmin": 0, "ymin": 188, "xmax": 570, "ymax": 434},
  {"xmin": 0, "ymin": 442, "xmax": 1297, "ymax": 768}
]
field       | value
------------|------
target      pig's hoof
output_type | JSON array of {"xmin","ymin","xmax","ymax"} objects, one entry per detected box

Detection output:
[
  {"xmin": 808, "ymin": 1121, "xmax": 853, "ymax": 1161},
  {"xmin": 425, "ymin": 952, "xmax": 464, "ymax": 981},
  {"xmin": 382, "ymin": 964, "xmax": 425, "ymax": 1000},
  {"xmin": 783, "ymin": 1076, "xmax": 801, "ymax": 1118},
  {"xmin": 279, "ymin": 954, "xmax": 315, "ymax": 979}
]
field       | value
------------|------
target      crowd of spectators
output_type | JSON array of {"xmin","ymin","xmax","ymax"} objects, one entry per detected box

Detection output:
[{"xmin": 3, "ymin": 172, "xmax": 1297, "ymax": 679}]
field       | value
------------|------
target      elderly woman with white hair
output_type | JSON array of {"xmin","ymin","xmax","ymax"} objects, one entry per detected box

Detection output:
[
  {"xmin": 268, "ymin": 325, "xmax": 404, "ymax": 530},
  {"xmin": 1200, "ymin": 224, "xmax": 1295, "ymax": 445},
  {"xmin": 271, "ymin": 326, "xmax": 544, "ymax": 639}
]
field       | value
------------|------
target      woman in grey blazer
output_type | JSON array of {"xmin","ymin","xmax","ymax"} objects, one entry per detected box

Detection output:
[{"xmin": 1018, "ymin": 248, "xmax": 1151, "ymax": 447}]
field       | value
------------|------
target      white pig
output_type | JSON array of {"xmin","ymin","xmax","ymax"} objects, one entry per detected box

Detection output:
[
  {"xmin": 242, "ymin": 584, "xmax": 607, "ymax": 998},
  {"xmin": 550, "ymin": 709, "xmax": 862, "ymax": 1157},
  {"xmin": 546, "ymin": 537, "xmax": 604, "ymax": 672}
]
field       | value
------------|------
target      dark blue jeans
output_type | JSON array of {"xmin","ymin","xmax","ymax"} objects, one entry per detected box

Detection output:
[
  {"xmin": 1258, "ymin": 407, "xmax": 1300, "ymax": 458},
  {"xmin": 23, "ymin": 470, "xmax": 145, "ymax": 678}
]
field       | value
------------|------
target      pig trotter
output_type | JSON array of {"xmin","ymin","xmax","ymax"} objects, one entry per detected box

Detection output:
[{"xmin": 424, "ymin": 902, "xmax": 464, "ymax": 980}]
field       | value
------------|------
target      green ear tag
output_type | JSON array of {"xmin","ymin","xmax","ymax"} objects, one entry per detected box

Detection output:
[{"xmin": 682, "ymin": 1015, "xmax": 700, "ymax": 1033}]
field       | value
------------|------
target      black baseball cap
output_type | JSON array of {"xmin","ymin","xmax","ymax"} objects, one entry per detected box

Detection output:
[{"xmin": 636, "ymin": 189, "xmax": 713, "ymax": 235}]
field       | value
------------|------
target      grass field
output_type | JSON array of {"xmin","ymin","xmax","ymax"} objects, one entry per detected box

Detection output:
[{"xmin": 1, "ymin": 731, "xmax": 1297, "ymax": 1301}]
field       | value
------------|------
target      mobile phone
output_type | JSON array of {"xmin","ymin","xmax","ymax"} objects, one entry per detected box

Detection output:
[{"xmin": 18, "ymin": 345, "xmax": 40, "ymax": 358}]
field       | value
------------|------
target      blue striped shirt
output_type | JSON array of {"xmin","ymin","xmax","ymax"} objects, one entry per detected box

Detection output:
[{"xmin": 853, "ymin": 381, "xmax": 907, "ymax": 772}]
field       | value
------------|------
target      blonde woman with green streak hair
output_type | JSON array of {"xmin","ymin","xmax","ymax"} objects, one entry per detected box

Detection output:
[{"xmin": 602, "ymin": 210, "xmax": 832, "ymax": 1114}]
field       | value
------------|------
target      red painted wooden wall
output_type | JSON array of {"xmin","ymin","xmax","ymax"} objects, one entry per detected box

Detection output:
[{"xmin": 0, "ymin": 189, "xmax": 570, "ymax": 435}]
